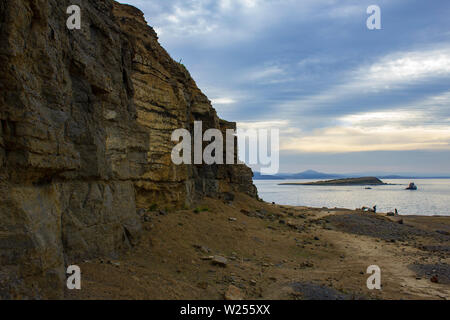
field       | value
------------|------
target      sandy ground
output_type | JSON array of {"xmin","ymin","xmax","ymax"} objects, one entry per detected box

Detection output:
[{"xmin": 65, "ymin": 194, "xmax": 450, "ymax": 300}]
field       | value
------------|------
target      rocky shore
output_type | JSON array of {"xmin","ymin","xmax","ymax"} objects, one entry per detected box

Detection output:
[
  {"xmin": 1, "ymin": 0, "xmax": 448, "ymax": 300},
  {"xmin": 66, "ymin": 194, "xmax": 450, "ymax": 300}
]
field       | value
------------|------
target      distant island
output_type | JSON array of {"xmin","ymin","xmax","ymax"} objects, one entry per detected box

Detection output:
[
  {"xmin": 254, "ymin": 170, "xmax": 341, "ymax": 180},
  {"xmin": 279, "ymin": 177, "xmax": 387, "ymax": 186},
  {"xmin": 253, "ymin": 169, "xmax": 450, "ymax": 180}
]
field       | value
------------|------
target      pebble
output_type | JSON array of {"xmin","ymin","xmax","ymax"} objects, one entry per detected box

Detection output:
[
  {"xmin": 224, "ymin": 285, "xmax": 243, "ymax": 300},
  {"xmin": 212, "ymin": 256, "xmax": 228, "ymax": 267},
  {"xmin": 197, "ymin": 282, "xmax": 208, "ymax": 290}
]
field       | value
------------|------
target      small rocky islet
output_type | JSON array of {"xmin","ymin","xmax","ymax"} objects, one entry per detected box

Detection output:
[{"xmin": 279, "ymin": 177, "xmax": 387, "ymax": 186}]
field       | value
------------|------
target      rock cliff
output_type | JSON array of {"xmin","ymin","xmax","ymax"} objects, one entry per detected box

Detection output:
[{"xmin": 0, "ymin": 0, "xmax": 257, "ymax": 299}]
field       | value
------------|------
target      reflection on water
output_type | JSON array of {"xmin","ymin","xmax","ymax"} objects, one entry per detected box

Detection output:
[{"xmin": 254, "ymin": 179, "xmax": 450, "ymax": 216}]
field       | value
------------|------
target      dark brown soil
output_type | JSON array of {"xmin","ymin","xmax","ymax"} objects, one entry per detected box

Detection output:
[{"xmin": 65, "ymin": 195, "xmax": 450, "ymax": 300}]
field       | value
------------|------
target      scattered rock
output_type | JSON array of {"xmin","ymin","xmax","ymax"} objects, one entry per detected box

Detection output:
[
  {"xmin": 201, "ymin": 256, "xmax": 214, "ymax": 260},
  {"xmin": 222, "ymin": 192, "xmax": 235, "ymax": 203},
  {"xmin": 290, "ymin": 282, "xmax": 355, "ymax": 300},
  {"xmin": 212, "ymin": 256, "xmax": 228, "ymax": 267},
  {"xmin": 201, "ymin": 246, "xmax": 211, "ymax": 254},
  {"xmin": 104, "ymin": 110, "xmax": 118, "ymax": 120},
  {"xmin": 436, "ymin": 230, "xmax": 450, "ymax": 236},
  {"xmin": 257, "ymin": 209, "xmax": 269, "ymax": 216},
  {"xmin": 197, "ymin": 282, "xmax": 209, "ymax": 290},
  {"xmin": 409, "ymin": 263, "xmax": 450, "ymax": 284},
  {"xmin": 252, "ymin": 237, "xmax": 264, "ymax": 244},
  {"xmin": 193, "ymin": 244, "xmax": 211, "ymax": 254},
  {"xmin": 224, "ymin": 285, "xmax": 244, "ymax": 300},
  {"xmin": 229, "ymin": 217, "xmax": 237, "ymax": 222},
  {"xmin": 108, "ymin": 261, "xmax": 121, "ymax": 267},
  {"xmin": 300, "ymin": 261, "xmax": 314, "ymax": 268}
]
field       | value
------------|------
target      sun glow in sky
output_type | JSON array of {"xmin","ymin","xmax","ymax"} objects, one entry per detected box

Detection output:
[{"xmin": 123, "ymin": 0, "xmax": 450, "ymax": 174}]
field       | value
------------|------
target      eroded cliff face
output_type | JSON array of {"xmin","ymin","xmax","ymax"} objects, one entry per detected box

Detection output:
[{"xmin": 0, "ymin": 0, "xmax": 256, "ymax": 299}]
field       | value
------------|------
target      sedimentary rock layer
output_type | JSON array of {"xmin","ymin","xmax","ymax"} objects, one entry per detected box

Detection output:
[{"xmin": 0, "ymin": 0, "xmax": 256, "ymax": 299}]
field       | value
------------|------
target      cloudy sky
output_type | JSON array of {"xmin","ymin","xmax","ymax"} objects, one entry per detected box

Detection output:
[{"xmin": 123, "ymin": 0, "xmax": 450, "ymax": 175}]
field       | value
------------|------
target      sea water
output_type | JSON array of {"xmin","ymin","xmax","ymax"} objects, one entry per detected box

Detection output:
[{"xmin": 254, "ymin": 179, "xmax": 450, "ymax": 216}]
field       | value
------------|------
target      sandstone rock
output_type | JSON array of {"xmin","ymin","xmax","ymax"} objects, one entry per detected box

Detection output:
[{"xmin": 0, "ymin": 0, "xmax": 257, "ymax": 299}]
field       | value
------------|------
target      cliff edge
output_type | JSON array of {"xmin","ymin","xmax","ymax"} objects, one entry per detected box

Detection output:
[{"xmin": 0, "ymin": 0, "xmax": 256, "ymax": 299}]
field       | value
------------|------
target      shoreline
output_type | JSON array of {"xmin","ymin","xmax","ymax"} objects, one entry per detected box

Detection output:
[
  {"xmin": 255, "ymin": 179, "xmax": 450, "ymax": 217},
  {"xmin": 67, "ymin": 194, "xmax": 450, "ymax": 300}
]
